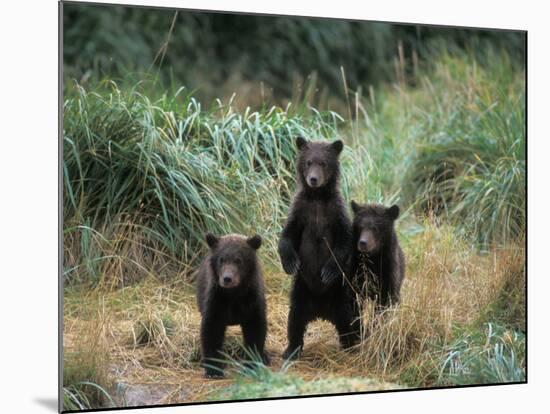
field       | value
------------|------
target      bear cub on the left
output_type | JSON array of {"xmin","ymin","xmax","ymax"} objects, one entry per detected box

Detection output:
[{"xmin": 196, "ymin": 232, "xmax": 269, "ymax": 378}]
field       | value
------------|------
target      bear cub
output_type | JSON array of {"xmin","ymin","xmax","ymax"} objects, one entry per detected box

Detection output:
[
  {"xmin": 350, "ymin": 202, "xmax": 405, "ymax": 308},
  {"xmin": 279, "ymin": 137, "xmax": 359, "ymax": 360},
  {"xmin": 196, "ymin": 232, "xmax": 268, "ymax": 377}
]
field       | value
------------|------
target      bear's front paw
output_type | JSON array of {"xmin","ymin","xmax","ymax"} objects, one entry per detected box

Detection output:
[
  {"xmin": 204, "ymin": 367, "xmax": 225, "ymax": 379},
  {"xmin": 320, "ymin": 261, "xmax": 341, "ymax": 285},
  {"xmin": 202, "ymin": 359, "xmax": 225, "ymax": 379},
  {"xmin": 281, "ymin": 251, "xmax": 301, "ymax": 275}
]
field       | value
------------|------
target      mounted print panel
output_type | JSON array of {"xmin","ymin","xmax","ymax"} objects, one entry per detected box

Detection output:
[{"xmin": 60, "ymin": 1, "xmax": 526, "ymax": 411}]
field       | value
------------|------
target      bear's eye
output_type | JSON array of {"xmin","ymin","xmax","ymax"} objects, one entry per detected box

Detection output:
[
  {"xmin": 319, "ymin": 161, "xmax": 326, "ymax": 167},
  {"xmin": 234, "ymin": 257, "xmax": 242, "ymax": 265},
  {"xmin": 364, "ymin": 223, "xmax": 375, "ymax": 231},
  {"xmin": 306, "ymin": 160, "xmax": 313, "ymax": 167}
]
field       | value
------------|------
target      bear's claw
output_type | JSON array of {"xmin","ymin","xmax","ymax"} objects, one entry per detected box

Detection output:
[
  {"xmin": 320, "ymin": 262, "xmax": 340, "ymax": 285},
  {"xmin": 204, "ymin": 368, "xmax": 224, "ymax": 379},
  {"xmin": 281, "ymin": 253, "xmax": 300, "ymax": 275}
]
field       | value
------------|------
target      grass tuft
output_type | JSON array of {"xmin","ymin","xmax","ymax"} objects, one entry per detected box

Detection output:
[{"xmin": 438, "ymin": 323, "xmax": 525, "ymax": 385}]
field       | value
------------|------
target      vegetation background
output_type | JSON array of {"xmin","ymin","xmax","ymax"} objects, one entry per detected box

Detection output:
[{"xmin": 62, "ymin": 2, "xmax": 526, "ymax": 410}]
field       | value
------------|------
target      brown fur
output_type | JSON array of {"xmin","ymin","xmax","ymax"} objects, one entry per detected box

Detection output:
[{"xmin": 196, "ymin": 233, "xmax": 268, "ymax": 377}]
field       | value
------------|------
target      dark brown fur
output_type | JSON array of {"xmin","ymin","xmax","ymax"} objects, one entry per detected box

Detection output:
[
  {"xmin": 278, "ymin": 137, "xmax": 359, "ymax": 360},
  {"xmin": 196, "ymin": 233, "xmax": 268, "ymax": 377},
  {"xmin": 350, "ymin": 202, "xmax": 405, "ymax": 308}
]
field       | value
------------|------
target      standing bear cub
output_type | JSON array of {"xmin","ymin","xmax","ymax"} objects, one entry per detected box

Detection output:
[
  {"xmin": 350, "ymin": 202, "xmax": 405, "ymax": 308},
  {"xmin": 279, "ymin": 137, "xmax": 359, "ymax": 360},
  {"xmin": 196, "ymin": 232, "xmax": 268, "ymax": 378}
]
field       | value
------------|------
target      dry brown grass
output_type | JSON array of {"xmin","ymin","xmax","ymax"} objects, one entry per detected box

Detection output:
[
  {"xmin": 63, "ymin": 219, "xmax": 525, "ymax": 407},
  {"xmin": 64, "ymin": 218, "xmax": 195, "ymax": 288}
]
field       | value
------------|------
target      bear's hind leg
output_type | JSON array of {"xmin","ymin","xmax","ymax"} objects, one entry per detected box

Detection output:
[
  {"xmin": 283, "ymin": 311, "xmax": 308, "ymax": 360},
  {"xmin": 332, "ymin": 301, "xmax": 361, "ymax": 350},
  {"xmin": 283, "ymin": 280, "xmax": 312, "ymax": 360},
  {"xmin": 241, "ymin": 311, "xmax": 270, "ymax": 366}
]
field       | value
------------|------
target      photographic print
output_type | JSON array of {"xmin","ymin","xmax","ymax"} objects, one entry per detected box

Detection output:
[{"xmin": 61, "ymin": 1, "xmax": 526, "ymax": 411}]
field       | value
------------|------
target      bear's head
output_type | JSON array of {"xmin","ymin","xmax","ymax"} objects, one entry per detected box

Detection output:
[
  {"xmin": 351, "ymin": 201, "xmax": 399, "ymax": 255},
  {"xmin": 205, "ymin": 233, "xmax": 262, "ymax": 289},
  {"xmin": 296, "ymin": 137, "xmax": 344, "ymax": 189}
]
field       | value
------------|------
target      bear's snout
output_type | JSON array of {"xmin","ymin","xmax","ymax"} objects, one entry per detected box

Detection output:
[
  {"xmin": 306, "ymin": 166, "xmax": 324, "ymax": 188},
  {"xmin": 219, "ymin": 264, "xmax": 240, "ymax": 288},
  {"xmin": 358, "ymin": 229, "xmax": 377, "ymax": 253}
]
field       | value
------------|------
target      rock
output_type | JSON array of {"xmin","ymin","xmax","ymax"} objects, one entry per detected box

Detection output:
[{"xmin": 115, "ymin": 382, "xmax": 187, "ymax": 407}]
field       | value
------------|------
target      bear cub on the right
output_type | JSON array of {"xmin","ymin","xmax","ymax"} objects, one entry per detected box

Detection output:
[{"xmin": 350, "ymin": 201, "xmax": 405, "ymax": 309}]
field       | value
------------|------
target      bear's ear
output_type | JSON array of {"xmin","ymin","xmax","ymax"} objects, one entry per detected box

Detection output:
[
  {"xmin": 331, "ymin": 140, "xmax": 344, "ymax": 155},
  {"xmin": 205, "ymin": 233, "xmax": 219, "ymax": 249},
  {"xmin": 386, "ymin": 205, "xmax": 400, "ymax": 220},
  {"xmin": 351, "ymin": 200, "xmax": 361, "ymax": 214},
  {"xmin": 296, "ymin": 136, "xmax": 308, "ymax": 150},
  {"xmin": 246, "ymin": 234, "xmax": 262, "ymax": 250}
]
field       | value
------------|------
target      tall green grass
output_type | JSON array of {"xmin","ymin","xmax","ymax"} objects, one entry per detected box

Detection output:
[
  {"xmin": 64, "ymin": 52, "xmax": 525, "ymax": 288},
  {"xmin": 352, "ymin": 53, "xmax": 525, "ymax": 245},
  {"xmin": 63, "ymin": 81, "xmax": 343, "ymax": 285}
]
